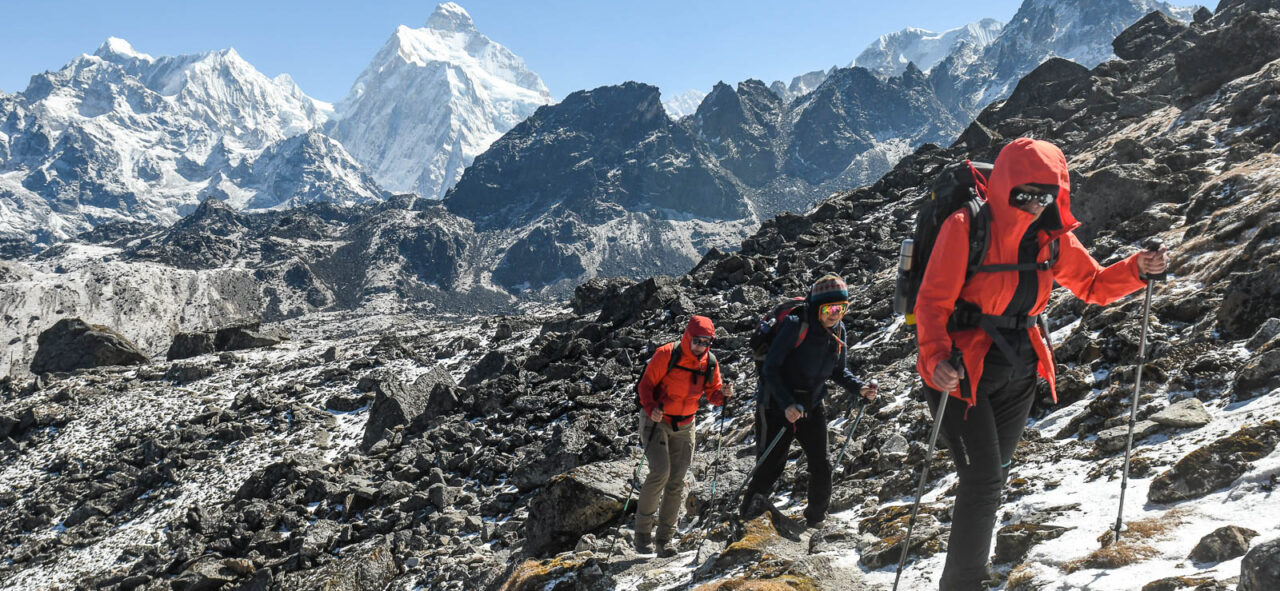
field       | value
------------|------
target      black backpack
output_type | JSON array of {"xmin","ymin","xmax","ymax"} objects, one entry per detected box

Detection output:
[
  {"xmin": 747, "ymin": 297, "xmax": 810, "ymax": 364},
  {"xmin": 892, "ymin": 160, "xmax": 1059, "ymax": 326},
  {"xmin": 634, "ymin": 342, "xmax": 718, "ymax": 405}
]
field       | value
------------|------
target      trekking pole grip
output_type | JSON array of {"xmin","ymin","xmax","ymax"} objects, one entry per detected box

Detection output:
[{"xmin": 1139, "ymin": 238, "xmax": 1167, "ymax": 282}]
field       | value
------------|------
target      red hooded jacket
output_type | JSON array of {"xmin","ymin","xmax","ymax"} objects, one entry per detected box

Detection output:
[
  {"xmin": 638, "ymin": 316, "xmax": 726, "ymax": 427},
  {"xmin": 915, "ymin": 138, "xmax": 1148, "ymax": 408}
]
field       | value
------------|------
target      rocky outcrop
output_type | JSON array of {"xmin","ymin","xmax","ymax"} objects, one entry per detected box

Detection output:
[
  {"xmin": 1241, "ymin": 537, "xmax": 1280, "ymax": 591},
  {"xmin": 523, "ymin": 460, "xmax": 632, "ymax": 555},
  {"xmin": 361, "ymin": 367, "xmax": 456, "ymax": 451},
  {"xmin": 30, "ymin": 318, "xmax": 148, "ymax": 373},
  {"xmin": 1189, "ymin": 525, "xmax": 1259, "ymax": 563},
  {"xmin": 1148, "ymin": 422, "xmax": 1280, "ymax": 504}
]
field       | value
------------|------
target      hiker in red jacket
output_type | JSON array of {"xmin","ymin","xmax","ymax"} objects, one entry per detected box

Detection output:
[
  {"xmin": 914, "ymin": 138, "xmax": 1168, "ymax": 589},
  {"xmin": 634, "ymin": 315, "xmax": 732, "ymax": 556}
]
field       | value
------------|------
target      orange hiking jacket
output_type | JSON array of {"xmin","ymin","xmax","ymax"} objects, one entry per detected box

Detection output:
[
  {"xmin": 915, "ymin": 138, "xmax": 1148, "ymax": 408},
  {"xmin": 638, "ymin": 316, "xmax": 725, "ymax": 427}
]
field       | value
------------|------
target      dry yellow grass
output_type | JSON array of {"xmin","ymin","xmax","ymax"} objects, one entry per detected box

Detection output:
[
  {"xmin": 1062, "ymin": 508, "xmax": 1190, "ymax": 574},
  {"xmin": 1006, "ymin": 563, "xmax": 1037, "ymax": 589}
]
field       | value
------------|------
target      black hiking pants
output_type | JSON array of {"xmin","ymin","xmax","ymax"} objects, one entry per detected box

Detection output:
[
  {"xmin": 923, "ymin": 333, "xmax": 1038, "ymax": 591},
  {"xmin": 739, "ymin": 402, "xmax": 831, "ymax": 525}
]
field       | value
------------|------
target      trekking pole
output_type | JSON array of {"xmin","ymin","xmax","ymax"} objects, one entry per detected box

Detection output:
[
  {"xmin": 894, "ymin": 352, "xmax": 964, "ymax": 591},
  {"xmin": 689, "ymin": 406, "xmax": 795, "ymax": 565},
  {"xmin": 684, "ymin": 385, "xmax": 732, "ymax": 558},
  {"xmin": 606, "ymin": 413, "xmax": 662, "ymax": 559},
  {"xmin": 1113, "ymin": 238, "xmax": 1167, "ymax": 542},
  {"xmin": 832, "ymin": 379, "xmax": 877, "ymax": 477}
]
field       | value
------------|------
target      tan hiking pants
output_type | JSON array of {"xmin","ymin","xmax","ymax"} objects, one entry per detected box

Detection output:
[{"xmin": 634, "ymin": 412, "xmax": 695, "ymax": 540}]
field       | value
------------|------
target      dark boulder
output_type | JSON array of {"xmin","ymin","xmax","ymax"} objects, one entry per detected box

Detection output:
[
  {"xmin": 275, "ymin": 539, "xmax": 397, "ymax": 590},
  {"xmin": 1148, "ymin": 421, "xmax": 1280, "ymax": 504},
  {"xmin": 1218, "ymin": 263, "xmax": 1280, "ymax": 339},
  {"xmin": 1241, "ymin": 537, "xmax": 1280, "ymax": 591},
  {"xmin": 362, "ymin": 367, "xmax": 455, "ymax": 450},
  {"xmin": 994, "ymin": 523, "xmax": 1071, "ymax": 565},
  {"xmin": 1234, "ymin": 350, "xmax": 1280, "ymax": 395},
  {"xmin": 166, "ymin": 332, "xmax": 216, "ymax": 361},
  {"xmin": 1189, "ymin": 525, "xmax": 1258, "ymax": 563},
  {"xmin": 523, "ymin": 459, "xmax": 631, "ymax": 555},
  {"xmin": 462, "ymin": 350, "xmax": 517, "ymax": 386},
  {"xmin": 30, "ymin": 318, "xmax": 148, "ymax": 374},
  {"xmin": 214, "ymin": 322, "xmax": 284, "ymax": 352}
]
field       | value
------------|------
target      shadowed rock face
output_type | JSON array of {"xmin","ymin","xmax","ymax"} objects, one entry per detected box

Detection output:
[
  {"xmin": 30, "ymin": 318, "xmax": 148, "ymax": 373},
  {"xmin": 1241, "ymin": 537, "xmax": 1280, "ymax": 591},
  {"xmin": 445, "ymin": 82, "xmax": 750, "ymax": 228}
]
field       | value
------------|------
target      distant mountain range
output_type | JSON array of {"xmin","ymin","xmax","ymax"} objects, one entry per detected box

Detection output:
[{"xmin": 1, "ymin": 0, "xmax": 1202, "ymax": 299}]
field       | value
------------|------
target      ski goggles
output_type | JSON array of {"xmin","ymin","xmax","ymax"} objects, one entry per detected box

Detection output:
[
  {"xmin": 1010, "ymin": 186, "xmax": 1057, "ymax": 207},
  {"xmin": 690, "ymin": 336, "xmax": 714, "ymax": 347},
  {"xmin": 819, "ymin": 302, "xmax": 848, "ymax": 316}
]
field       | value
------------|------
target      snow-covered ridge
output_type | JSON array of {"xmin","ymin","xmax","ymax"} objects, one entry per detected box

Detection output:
[
  {"xmin": 0, "ymin": 36, "xmax": 378, "ymax": 248},
  {"xmin": 852, "ymin": 19, "xmax": 1005, "ymax": 77},
  {"xmin": 327, "ymin": 2, "xmax": 553, "ymax": 199}
]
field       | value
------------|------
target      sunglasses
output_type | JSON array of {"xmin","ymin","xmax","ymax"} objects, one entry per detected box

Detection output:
[
  {"xmin": 691, "ymin": 336, "xmax": 714, "ymax": 347},
  {"xmin": 819, "ymin": 302, "xmax": 848, "ymax": 316},
  {"xmin": 1010, "ymin": 187, "xmax": 1056, "ymax": 207}
]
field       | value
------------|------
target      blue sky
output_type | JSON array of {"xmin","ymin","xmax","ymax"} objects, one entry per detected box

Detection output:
[{"xmin": 0, "ymin": 0, "xmax": 1026, "ymax": 103}]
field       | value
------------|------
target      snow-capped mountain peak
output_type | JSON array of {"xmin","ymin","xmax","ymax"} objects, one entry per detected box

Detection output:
[
  {"xmin": 852, "ymin": 18, "xmax": 1004, "ymax": 77},
  {"xmin": 425, "ymin": 2, "xmax": 477, "ymax": 33},
  {"xmin": 662, "ymin": 89, "xmax": 707, "ymax": 119},
  {"xmin": 328, "ymin": 3, "xmax": 553, "ymax": 199},
  {"xmin": 0, "ymin": 40, "xmax": 376, "ymax": 250},
  {"xmin": 94, "ymin": 37, "xmax": 154, "ymax": 63}
]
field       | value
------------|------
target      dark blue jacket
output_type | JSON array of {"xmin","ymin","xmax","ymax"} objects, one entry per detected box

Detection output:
[{"xmin": 760, "ymin": 304, "xmax": 864, "ymax": 412}]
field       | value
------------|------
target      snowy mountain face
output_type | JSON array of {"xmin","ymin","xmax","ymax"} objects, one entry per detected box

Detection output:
[
  {"xmin": 661, "ymin": 89, "xmax": 707, "ymax": 119},
  {"xmin": 928, "ymin": 0, "xmax": 1202, "ymax": 119},
  {"xmin": 327, "ymin": 3, "xmax": 553, "ymax": 200},
  {"xmin": 0, "ymin": 38, "xmax": 385, "ymax": 252},
  {"xmin": 767, "ymin": 68, "xmax": 832, "ymax": 103},
  {"xmin": 852, "ymin": 19, "xmax": 1005, "ymax": 77}
]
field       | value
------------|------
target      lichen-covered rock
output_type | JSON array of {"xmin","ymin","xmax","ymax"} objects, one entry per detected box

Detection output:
[
  {"xmin": 497, "ymin": 552, "xmax": 611, "ymax": 591},
  {"xmin": 857, "ymin": 503, "xmax": 949, "ymax": 569},
  {"xmin": 1148, "ymin": 421, "xmax": 1280, "ymax": 504}
]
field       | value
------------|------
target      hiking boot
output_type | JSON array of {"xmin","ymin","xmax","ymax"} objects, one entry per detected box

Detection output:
[
  {"xmin": 738, "ymin": 493, "xmax": 766, "ymax": 521},
  {"xmin": 656, "ymin": 537, "xmax": 677, "ymax": 558},
  {"xmin": 633, "ymin": 532, "xmax": 654, "ymax": 554},
  {"xmin": 805, "ymin": 517, "xmax": 825, "ymax": 530}
]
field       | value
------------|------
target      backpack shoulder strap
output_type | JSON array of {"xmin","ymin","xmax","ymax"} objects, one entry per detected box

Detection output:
[
  {"xmin": 703, "ymin": 352, "xmax": 718, "ymax": 383},
  {"xmin": 666, "ymin": 342, "xmax": 681, "ymax": 376},
  {"xmin": 963, "ymin": 198, "xmax": 992, "ymax": 278}
]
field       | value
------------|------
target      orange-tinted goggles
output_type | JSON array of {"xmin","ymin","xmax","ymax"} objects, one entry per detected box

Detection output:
[{"xmin": 819, "ymin": 302, "xmax": 848, "ymax": 316}]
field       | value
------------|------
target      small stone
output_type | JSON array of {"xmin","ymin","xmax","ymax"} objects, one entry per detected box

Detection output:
[{"xmin": 1096, "ymin": 420, "xmax": 1160, "ymax": 452}]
